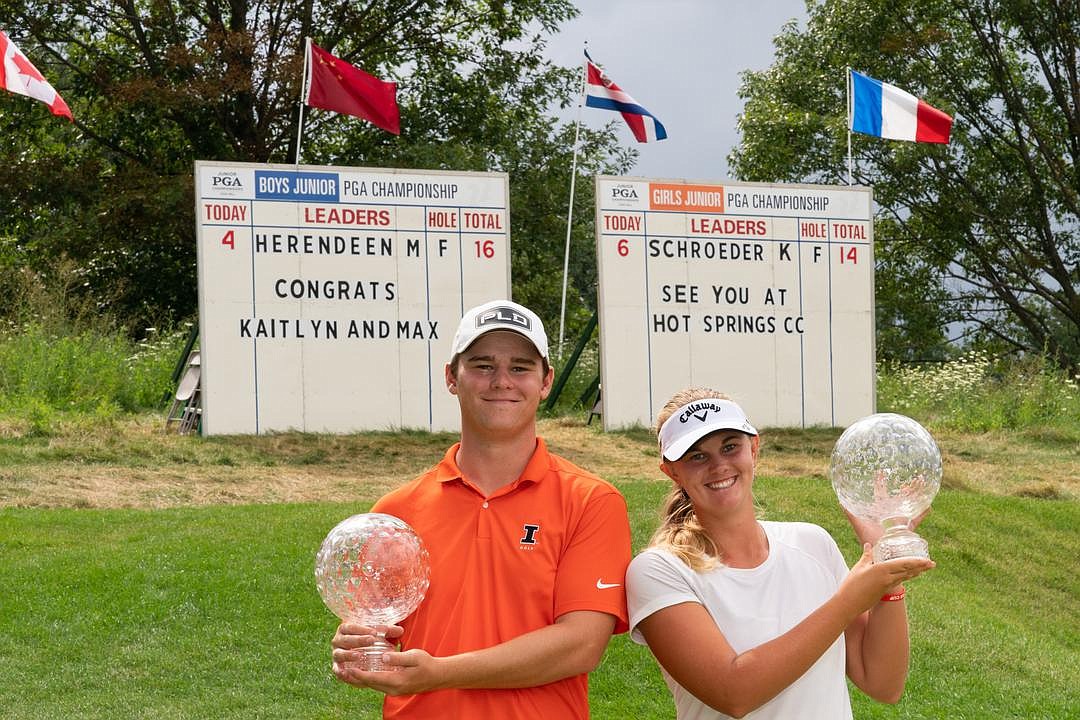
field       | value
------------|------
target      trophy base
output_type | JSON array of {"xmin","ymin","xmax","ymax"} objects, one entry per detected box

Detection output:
[
  {"xmin": 343, "ymin": 638, "xmax": 400, "ymax": 672},
  {"xmin": 873, "ymin": 521, "xmax": 929, "ymax": 562}
]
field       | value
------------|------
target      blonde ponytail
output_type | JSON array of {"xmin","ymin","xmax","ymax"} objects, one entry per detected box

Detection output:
[{"xmin": 649, "ymin": 485, "xmax": 721, "ymax": 572}]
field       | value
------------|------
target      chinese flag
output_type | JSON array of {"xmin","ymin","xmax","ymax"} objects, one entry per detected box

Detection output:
[{"xmin": 305, "ymin": 41, "xmax": 399, "ymax": 135}]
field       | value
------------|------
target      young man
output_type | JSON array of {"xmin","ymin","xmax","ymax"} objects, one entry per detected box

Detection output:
[{"xmin": 332, "ymin": 299, "xmax": 632, "ymax": 719}]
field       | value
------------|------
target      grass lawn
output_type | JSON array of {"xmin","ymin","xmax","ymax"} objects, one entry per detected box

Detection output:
[{"xmin": 1, "ymin": 416, "xmax": 1077, "ymax": 718}]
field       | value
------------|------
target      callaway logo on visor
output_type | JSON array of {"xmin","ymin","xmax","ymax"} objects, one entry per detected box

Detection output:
[
  {"xmin": 659, "ymin": 398, "xmax": 758, "ymax": 461},
  {"xmin": 476, "ymin": 306, "xmax": 532, "ymax": 331},
  {"xmin": 678, "ymin": 401, "xmax": 728, "ymax": 424}
]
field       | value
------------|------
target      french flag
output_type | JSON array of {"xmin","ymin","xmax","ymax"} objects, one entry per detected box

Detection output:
[
  {"xmin": 584, "ymin": 50, "xmax": 666, "ymax": 144},
  {"xmin": 850, "ymin": 70, "xmax": 951, "ymax": 144}
]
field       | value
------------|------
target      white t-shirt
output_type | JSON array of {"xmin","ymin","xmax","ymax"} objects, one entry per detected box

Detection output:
[{"xmin": 626, "ymin": 521, "xmax": 853, "ymax": 720}]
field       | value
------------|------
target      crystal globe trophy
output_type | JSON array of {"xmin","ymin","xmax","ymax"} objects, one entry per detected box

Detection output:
[
  {"xmin": 829, "ymin": 413, "xmax": 942, "ymax": 562},
  {"xmin": 315, "ymin": 512, "xmax": 430, "ymax": 671}
]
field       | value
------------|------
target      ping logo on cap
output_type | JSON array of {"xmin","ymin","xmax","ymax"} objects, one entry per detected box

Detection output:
[{"xmin": 476, "ymin": 306, "xmax": 532, "ymax": 331}]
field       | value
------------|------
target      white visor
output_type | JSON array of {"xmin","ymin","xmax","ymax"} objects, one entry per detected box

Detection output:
[{"xmin": 659, "ymin": 399, "xmax": 758, "ymax": 461}]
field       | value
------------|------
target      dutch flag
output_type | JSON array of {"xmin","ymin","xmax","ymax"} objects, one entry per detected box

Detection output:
[
  {"xmin": 584, "ymin": 50, "xmax": 667, "ymax": 144},
  {"xmin": 849, "ymin": 69, "xmax": 952, "ymax": 144}
]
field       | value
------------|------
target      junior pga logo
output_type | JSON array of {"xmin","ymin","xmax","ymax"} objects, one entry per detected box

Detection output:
[
  {"xmin": 607, "ymin": 182, "xmax": 644, "ymax": 208},
  {"xmin": 208, "ymin": 170, "xmax": 246, "ymax": 197}
]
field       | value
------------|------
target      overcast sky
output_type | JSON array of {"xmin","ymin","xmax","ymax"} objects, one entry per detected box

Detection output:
[{"xmin": 544, "ymin": 0, "xmax": 808, "ymax": 182}]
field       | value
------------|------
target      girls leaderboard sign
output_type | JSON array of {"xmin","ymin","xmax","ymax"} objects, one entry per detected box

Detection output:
[
  {"xmin": 595, "ymin": 176, "xmax": 875, "ymax": 430},
  {"xmin": 195, "ymin": 161, "xmax": 509, "ymax": 435}
]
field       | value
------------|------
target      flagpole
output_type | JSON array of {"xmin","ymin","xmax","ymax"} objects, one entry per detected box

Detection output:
[
  {"xmin": 846, "ymin": 67, "xmax": 853, "ymax": 185},
  {"xmin": 294, "ymin": 37, "xmax": 311, "ymax": 166},
  {"xmin": 557, "ymin": 44, "xmax": 588, "ymax": 359}
]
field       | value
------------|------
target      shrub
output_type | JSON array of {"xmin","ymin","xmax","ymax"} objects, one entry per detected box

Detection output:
[
  {"xmin": 0, "ymin": 257, "xmax": 190, "ymax": 428},
  {"xmin": 0, "ymin": 323, "xmax": 188, "ymax": 417},
  {"xmin": 877, "ymin": 350, "xmax": 1080, "ymax": 431}
]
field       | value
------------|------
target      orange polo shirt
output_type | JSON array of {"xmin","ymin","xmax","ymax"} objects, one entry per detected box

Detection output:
[{"xmin": 370, "ymin": 438, "xmax": 632, "ymax": 719}]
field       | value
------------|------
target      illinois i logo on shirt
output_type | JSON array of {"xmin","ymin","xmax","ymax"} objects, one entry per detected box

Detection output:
[{"xmin": 519, "ymin": 523, "xmax": 540, "ymax": 550}]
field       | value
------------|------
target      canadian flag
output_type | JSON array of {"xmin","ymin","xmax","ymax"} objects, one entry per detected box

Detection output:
[{"xmin": 0, "ymin": 30, "xmax": 72, "ymax": 120}]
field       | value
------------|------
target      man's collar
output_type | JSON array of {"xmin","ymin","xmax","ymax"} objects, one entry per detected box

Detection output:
[{"xmin": 434, "ymin": 438, "xmax": 550, "ymax": 491}]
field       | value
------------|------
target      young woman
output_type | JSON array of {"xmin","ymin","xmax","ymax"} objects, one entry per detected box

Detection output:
[{"xmin": 626, "ymin": 388, "xmax": 934, "ymax": 719}]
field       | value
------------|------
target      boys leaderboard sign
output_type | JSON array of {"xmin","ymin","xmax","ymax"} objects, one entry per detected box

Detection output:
[
  {"xmin": 595, "ymin": 176, "xmax": 874, "ymax": 430},
  {"xmin": 195, "ymin": 161, "xmax": 509, "ymax": 435}
]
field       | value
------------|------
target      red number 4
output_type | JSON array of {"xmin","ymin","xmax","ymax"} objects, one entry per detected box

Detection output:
[{"xmin": 221, "ymin": 230, "xmax": 235, "ymax": 250}]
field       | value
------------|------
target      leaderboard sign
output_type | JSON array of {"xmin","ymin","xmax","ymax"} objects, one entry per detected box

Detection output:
[
  {"xmin": 195, "ymin": 161, "xmax": 509, "ymax": 435},
  {"xmin": 595, "ymin": 176, "xmax": 875, "ymax": 430}
]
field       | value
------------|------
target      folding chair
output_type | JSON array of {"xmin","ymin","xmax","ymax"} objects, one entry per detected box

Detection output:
[
  {"xmin": 587, "ymin": 386, "xmax": 602, "ymax": 426},
  {"xmin": 166, "ymin": 351, "xmax": 201, "ymax": 433}
]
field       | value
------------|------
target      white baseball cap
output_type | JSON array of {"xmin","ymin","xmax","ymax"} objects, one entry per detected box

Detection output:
[
  {"xmin": 449, "ymin": 300, "xmax": 549, "ymax": 361},
  {"xmin": 659, "ymin": 398, "xmax": 758, "ymax": 461}
]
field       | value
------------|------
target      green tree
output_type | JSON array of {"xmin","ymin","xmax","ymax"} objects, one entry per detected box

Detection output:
[
  {"xmin": 731, "ymin": 0, "xmax": 1079, "ymax": 371},
  {"xmin": 0, "ymin": 0, "xmax": 630, "ymax": 339}
]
